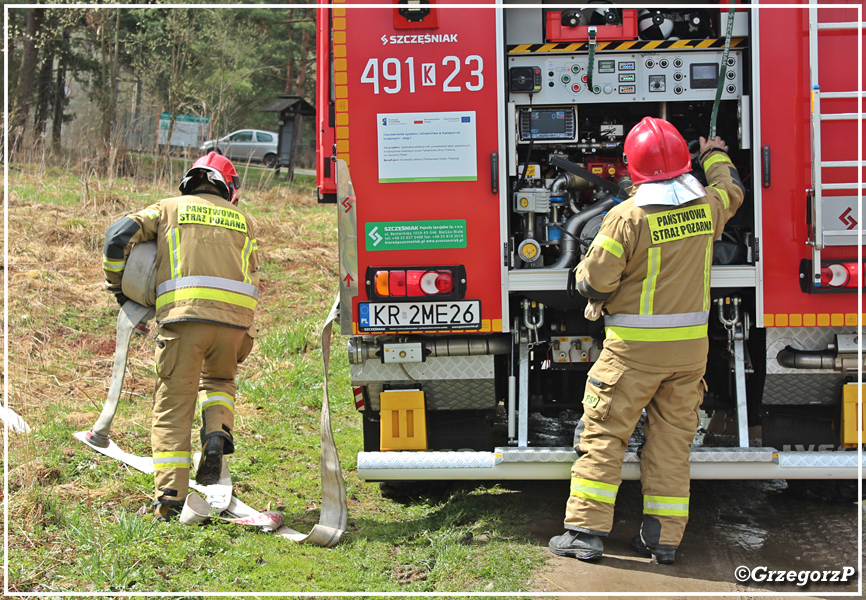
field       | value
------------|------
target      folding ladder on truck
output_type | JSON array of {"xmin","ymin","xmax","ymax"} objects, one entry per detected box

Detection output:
[{"xmin": 806, "ymin": 6, "xmax": 865, "ymax": 286}]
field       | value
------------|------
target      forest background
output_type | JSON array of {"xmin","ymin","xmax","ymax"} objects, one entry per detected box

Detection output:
[{"xmin": 5, "ymin": 0, "xmax": 317, "ymax": 173}]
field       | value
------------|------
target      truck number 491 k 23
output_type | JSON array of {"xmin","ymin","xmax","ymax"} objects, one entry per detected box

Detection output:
[{"xmin": 361, "ymin": 55, "xmax": 484, "ymax": 94}]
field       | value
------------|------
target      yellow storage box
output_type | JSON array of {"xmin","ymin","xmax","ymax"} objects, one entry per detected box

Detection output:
[
  {"xmin": 380, "ymin": 389, "xmax": 427, "ymax": 451},
  {"xmin": 841, "ymin": 383, "xmax": 864, "ymax": 447}
]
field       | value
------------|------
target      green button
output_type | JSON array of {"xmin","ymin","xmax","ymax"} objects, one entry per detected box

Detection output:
[
  {"xmin": 571, "ymin": 64, "xmax": 580, "ymax": 73},
  {"xmin": 561, "ymin": 74, "xmax": 570, "ymax": 84}
]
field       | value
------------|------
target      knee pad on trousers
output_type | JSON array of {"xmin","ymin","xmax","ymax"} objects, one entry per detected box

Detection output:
[{"xmin": 200, "ymin": 426, "xmax": 235, "ymax": 454}]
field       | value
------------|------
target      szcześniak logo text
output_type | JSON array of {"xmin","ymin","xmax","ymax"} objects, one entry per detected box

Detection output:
[{"xmin": 381, "ymin": 33, "xmax": 458, "ymax": 45}]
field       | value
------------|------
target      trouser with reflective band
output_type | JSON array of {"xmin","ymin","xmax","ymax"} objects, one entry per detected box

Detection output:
[
  {"xmin": 565, "ymin": 349, "xmax": 704, "ymax": 546},
  {"xmin": 151, "ymin": 320, "xmax": 249, "ymax": 504}
]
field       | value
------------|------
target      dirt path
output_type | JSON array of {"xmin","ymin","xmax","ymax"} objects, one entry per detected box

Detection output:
[{"xmin": 521, "ymin": 479, "xmax": 860, "ymax": 598}]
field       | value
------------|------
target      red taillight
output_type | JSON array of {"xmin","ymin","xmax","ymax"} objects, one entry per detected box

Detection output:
[
  {"xmin": 406, "ymin": 270, "xmax": 423, "ymax": 295},
  {"xmin": 367, "ymin": 266, "xmax": 464, "ymax": 299},
  {"xmin": 820, "ymin": 262, "xmax": 861, "ymax": 288},
  {"xmin": 434, "ymin": 272, "xmax": 453, "ymax": 294},
  {"xmin": 390, "ymin": 270, "xmax": 406, "ymax": 296}
]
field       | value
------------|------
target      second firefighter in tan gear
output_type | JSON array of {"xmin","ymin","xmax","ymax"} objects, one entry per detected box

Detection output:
[
  {"xmin": 103, "ymin": 152, "xmax": 258, "ymax": 518},
  {"xmin": 550, "ymin": 117, "xmax": 745, "ymax": 563}
]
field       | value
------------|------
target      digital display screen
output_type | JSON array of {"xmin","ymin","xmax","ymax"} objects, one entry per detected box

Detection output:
[
  {"xmin": 519, "ymin": 107, "xmax": 576, "ymax": 141},
  {"xmin": 598, "ymin": 60, "xmax": 615, "ymax": 73},
  {"xmin": 530, "ymin": 111, "xmax": 566, "ymax": 135},
  {"xmin": 619, "ymin": 61, "xmax": 635, "ymax": 71},
  {"xmin": 690, "ymin": 63, "xmax": 719, "ymax": 88}
]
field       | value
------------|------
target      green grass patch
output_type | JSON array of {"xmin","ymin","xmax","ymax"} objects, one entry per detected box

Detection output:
[{"xmin": 7, "ymin": 159, "xmax": 550, "ymax": 594}]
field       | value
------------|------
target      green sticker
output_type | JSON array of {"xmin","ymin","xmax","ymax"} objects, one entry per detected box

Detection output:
[
  {"xmin": 582, "ymin": 393, "xmax": 600, "ymax": 408},
  {"xmin": 365, "ymin": 220, "xmax": 467, "ymax": 251}
]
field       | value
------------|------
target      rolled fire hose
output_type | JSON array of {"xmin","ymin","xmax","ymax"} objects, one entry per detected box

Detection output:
[{"xmin": 77, "ymin": 242, "xmax": 347, "ymax": 546}]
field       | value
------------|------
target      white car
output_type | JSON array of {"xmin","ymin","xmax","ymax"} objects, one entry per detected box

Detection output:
[{"xmin": 201, "ymin": 129, "xmax": 279, "ymax": 167}]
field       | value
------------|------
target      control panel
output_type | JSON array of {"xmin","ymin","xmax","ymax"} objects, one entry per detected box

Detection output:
[{"xmin": 508, "ymin": 50, "xmax": 743, "ymax": 104}]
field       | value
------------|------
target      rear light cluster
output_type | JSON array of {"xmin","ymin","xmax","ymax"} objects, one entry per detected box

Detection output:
[
  {"xmin": 366, "ymin": 265, "xmax": 466, "ymax": 300},
  {"xmin": 800, "ymin": 259, "xmax": 863, "ymax": 294},
  {"xmin": 820, "ymin": 262, "xmax": 862, "ymax": 289}
]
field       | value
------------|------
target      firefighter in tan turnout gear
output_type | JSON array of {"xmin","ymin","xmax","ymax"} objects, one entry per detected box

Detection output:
[
  {"xmin": 103, "ymin": 152, "xmax": 259, "ymax": 520},
  {"xmin": 549, "ymin": 117, "xmax": 745, "ymax": 564}
]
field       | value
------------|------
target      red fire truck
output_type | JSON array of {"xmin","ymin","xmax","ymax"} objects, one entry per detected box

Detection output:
[{"xmin": 316, "ymin": 1, "xmax": 863, "ymax": 496}]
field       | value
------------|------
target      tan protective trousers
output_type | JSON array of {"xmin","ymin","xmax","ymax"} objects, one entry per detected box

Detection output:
[
  {"xmin": 151, "ymin": 320, "xmax": 253, "ymax": 505},
  {"xmin": 565, "ymin": 349, "xmax": 705, "ymax": 547}
]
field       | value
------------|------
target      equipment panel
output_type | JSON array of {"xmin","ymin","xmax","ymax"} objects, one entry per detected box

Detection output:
[{"xmin": 508, "ymin": 50, "xmax": 743, "ymax": 104}]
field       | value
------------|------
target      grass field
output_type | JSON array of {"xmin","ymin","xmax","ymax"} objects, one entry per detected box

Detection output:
[{"xmin": 5, "ymin": 161, "xmax": 549, "ymax": 594}]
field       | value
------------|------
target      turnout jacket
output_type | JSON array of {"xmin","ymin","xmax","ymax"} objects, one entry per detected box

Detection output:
[
  {"xmin": 575, "ymin": 149, "xmax": 744, "ymax": 372},
  {"xmin": 103, "ymin": 183, "xmax": 259, "ymax": 329}
]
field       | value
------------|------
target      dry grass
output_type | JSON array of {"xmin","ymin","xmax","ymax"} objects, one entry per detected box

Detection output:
[{"xmin": 5, "ymin": 163, "xmax": 325, "ymax": 533}]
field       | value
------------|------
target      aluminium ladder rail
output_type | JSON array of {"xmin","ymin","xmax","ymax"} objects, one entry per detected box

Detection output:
[{"xmin": 807, "ymin": 7, "xmax": 865, "ymax": 285}]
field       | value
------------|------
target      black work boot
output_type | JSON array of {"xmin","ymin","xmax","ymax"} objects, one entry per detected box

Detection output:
[
  {"xmin": 195, "ymin": 436, "xmax": 225, "ymax": 486},
  {"xmin": 632, "ymin": 515, "xmax": 678, "ymax": 564},
  {"xmin": 548, "ymin": 530, "xmax": 604, "ymax": 561},
  {"xmin": 631, "ymin": 534, "xmax": 677, "ymax": 564},
  {"xmin": 153, "ymin": 502, "xmax": 182, "ymax": 522}
]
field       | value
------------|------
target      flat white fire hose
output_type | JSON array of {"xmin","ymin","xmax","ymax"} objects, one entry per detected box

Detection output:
[
  {"xmin": 76, "ymin": 290, "xmax": 347, "ymax": 546},
  {"xmin": 82, "ymin": 300, "xmax": 155, "ymax": 448}
]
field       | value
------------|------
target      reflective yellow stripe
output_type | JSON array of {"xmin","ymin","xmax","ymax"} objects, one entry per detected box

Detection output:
[
  {"xmin": 153, "ymin": 451, "xmax": 191, "ymax": 470},
  {"xmin": 143, "ymin": 207, "xmax": 159, "ymax": 220},
  {"xmin": 570, "ymin": 477, "xmax": 619, "ymax": 504},
  {"xmin": 606, "ymin": 324, "xmax": 708, "ymax": 342},
  {"xmin": 202, "ymin": 400, "xmax": 234, "ymax": 413},
  {"xmin": 716, "ymin": 188, "xmax": 730, "ymax": 210},
  {"xmin": 702, "ymin": 153, "xmax": 732, "ymax": 171},
  {"xmin": 242, "ymin": 238, "xmax": 254, "ymax": 284},
  {"xmin": 168, "ymin": 228, "xmax": 181, "ymax": 279},
  {"xmin": 591, "ymin": 234, "xmax": 624, "ymax": 258},
  {"xmin": 201, "ymin": 392, "xmax": 236, "ymax": 414},
  {"xmin": 103, "ymin": 257, "xmax": 126, "ymax": 272},
  {"xmin": 703, "ymin": 237, "xmax": 713, "ymax": 311},
  {"xmin": 644, "ymin": 494, "xmax": 689, "ymax": 517},
  {"xmin": 155, "ymin": 287, "xmax": 258, "ymax": 310},
  {"xmin": 640, "ymin": 247, "xmax": 660, "ymax": 315}
]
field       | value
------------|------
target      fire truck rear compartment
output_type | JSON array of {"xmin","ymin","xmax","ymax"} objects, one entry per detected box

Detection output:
[{"xmin": 323, "ymin": 3, "xmax": 864, "ymax": 482}]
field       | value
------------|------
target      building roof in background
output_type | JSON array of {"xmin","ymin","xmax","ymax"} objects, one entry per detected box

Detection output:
[{"xmin": 261, "ymin": 95, "xmax": 315, "ymax": 115}]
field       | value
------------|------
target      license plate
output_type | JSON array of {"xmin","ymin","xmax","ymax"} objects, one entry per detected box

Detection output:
[{"xmin": 358, "ymin": 300, "xmax": 481, "ymax": 332}]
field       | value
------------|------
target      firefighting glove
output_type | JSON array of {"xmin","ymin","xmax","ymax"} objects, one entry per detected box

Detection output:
[
  {"xmin": 114, "ymin": 292, "xmax": 129, "ymax": 307},
  {"xmin": 584, "ymin": 299, "xmax": 604, "ymax": 321}
]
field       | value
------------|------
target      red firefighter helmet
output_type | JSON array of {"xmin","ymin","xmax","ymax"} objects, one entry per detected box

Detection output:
[
  {"xmin": 179, "ymin": 152, "xmax": 241, "ymax": 204},
  {"xmin": 623, "ymin": 117, "xmax": 692, "ymax": 184}
]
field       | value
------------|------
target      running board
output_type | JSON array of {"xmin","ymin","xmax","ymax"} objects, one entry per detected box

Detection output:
[{"xmin": 357, "ymin": 447, "xmax": 863, "ymax": 481}]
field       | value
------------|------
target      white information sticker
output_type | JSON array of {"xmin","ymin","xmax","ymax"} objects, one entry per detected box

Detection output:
[{"xmin": 377, "ymin": 111, "xmax": 477, "ymax": 183}]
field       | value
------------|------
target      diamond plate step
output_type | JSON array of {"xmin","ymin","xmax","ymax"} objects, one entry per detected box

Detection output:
[{"xmin": 496, "ymin": 446, "xmax": 778, "ymax": 463}]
